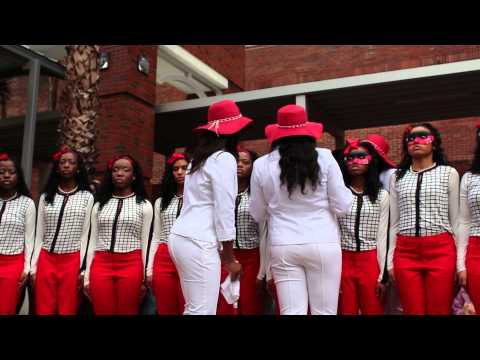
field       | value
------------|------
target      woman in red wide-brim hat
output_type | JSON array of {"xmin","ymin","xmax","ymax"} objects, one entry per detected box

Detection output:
[
  {"xmin": 167, "ymin": 99, "xmax": 253, "ymax": 315},
  {"xmin": 249, "ymin": 104, "xmax": 353, "ymax": 315},
  {"xmin": 359, "ymin": 134, "xmax": 402, "ymax": 314},
  {"xmin": 337, "ymin": 139, "xmax": 389, "ymax": 315}
]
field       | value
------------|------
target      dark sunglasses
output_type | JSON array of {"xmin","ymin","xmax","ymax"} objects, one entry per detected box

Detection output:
[
  {"xmin": 345, "ymin": 152, "xmax": 370, "ymax": 161},
  {"xmin": 406, "ymin": 131, "xmax": 433, "ymax": 143}
]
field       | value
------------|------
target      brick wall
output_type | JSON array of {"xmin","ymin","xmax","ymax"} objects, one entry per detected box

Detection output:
[
  {"xmin": 245, "ymin": 45, "xmax": 480, "ymax": 89},
  {"xmin": 183, "ymin": 45, "xmax": 245, "ymax": 90}
]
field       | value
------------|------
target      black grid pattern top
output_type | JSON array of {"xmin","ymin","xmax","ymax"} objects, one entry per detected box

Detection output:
[
  {"xmin": 338, "ymin": 188, "xmax": 388, "ymax": 252},
  {"xmin": 146, "ymin": 196, "xmax": 183, "ymax": 277},
  {"xmin": 395, "ymin": 165, "xmax": 454, "ymax": 237},
  {"xmin": 95, "ymin": 194, "xmax": 151, "ymax": 253},
  {"xmin": 464, "ymin": 172, "xmax": 480, "ymax": 236},
  {"xmin": 458, "ymin": 171, "xmax": 480, "ymax": 272},
  {"xmin": 37, "ymin": 190, "xmax": 93, "ymax": 253},
  {"xmin": 157, "ymin": 196, "xmax": 183, "ymax": 244},
  {"xmin": 0, "ymin": 194, "xmax": 35, "ymax": 256},
  {"xmin": 84, "ymin": 194, "xmax": 153, "ymax": 286},
  {"xmin": 234, "ymin": 188, "xmax": 260, "ymax": 249}
]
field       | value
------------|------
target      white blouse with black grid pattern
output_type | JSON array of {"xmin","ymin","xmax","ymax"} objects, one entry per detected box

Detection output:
[
  {"xmin": 146, "ymin": 195, "xmax": 183, "ymax": 277},
  {"xmin": 457, "ymin": 172, "xmax": 480, "ymax": 273},
  {"xmin": 0, "ymin": 194, "xmax": 36, "ymax": 273},
  {"xmin": 338, "ymin": 188, "xmax": 389, "ymax": 281},
  {"xmin": 387, "ymin": 164, "xmax": 460, "ymax": 271},
  {"xmin": 84, "ymin": 194, "xmax": 153, "ymax": 285},
  {"xmin": 234, "ymin": 188, "xmax": 260, "ymax": 250},
  {"xmin": 30, "ymin": 190, "xmax": 94, "ymax": 274}
]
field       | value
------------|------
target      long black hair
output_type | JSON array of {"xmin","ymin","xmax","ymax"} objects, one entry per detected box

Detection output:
[
  {"xmin": 0, "ymin": 155, "xmax": 31, "ymax": 198},
  {"xmin": 159, "ymin": 154, "xmax": 190, "ymax": 211},
  {"xmin": 96, "ymin": 156, "xmax": 148, "ymax": 210},
  {"xmin": 469, "ymin": 127, "xmax": 480, "ymax": 174},
  {"xmin": 190, "ymin": 131, "xmax": 239, "ymax": 174},
  {"xmin": 396, "ymin": 123, "xmax": 448, "ymax": 181},
  {"xmin": 272, "ymin": 136, "xmax": 321, "ymax": 197},
  {"xmin": 43, "ymin": 150, "xmax": 91, "ymax": 204},
  {"xmin": 342, "ymin": 142, "xmax": 382, "ymax": 203}
]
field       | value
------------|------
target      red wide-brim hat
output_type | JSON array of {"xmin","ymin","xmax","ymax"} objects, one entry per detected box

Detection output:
[
  {"xmin": 361, "ymin": 134, "xmax": 397, "ymax": 168},
  {"xmin": 194, "ymin": 99, "xmax": 253, "ymax": 135},
  {"xmin": 265, "ymin": 104, "xmax": 323, "ymax": 145},
  {"xmin": 265, "ymin": 122, "xmax": 323, "ymax": 145}
]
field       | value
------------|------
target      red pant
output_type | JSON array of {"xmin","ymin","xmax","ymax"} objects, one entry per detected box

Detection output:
[
  {"xmin": 466, "ymin": 236, "xmax": 480, "ymax": 313},
  {"xmin": 218, "ymin": 248, "xmax": 263, "ymax": 315},
  {"xmin": 0, "ymin": 253, "xmax": 24, "ymax": 315},
  {"xmin": 90, "ymin": 250, "xmax": 143, "ymax": 315},
  {"xmin": 35, "ymin": 250, "xmax": 80, "ymax": 315},
  {"xmin": 393, "ymin": 232, "xmax": 456, "ymax": 315},
  {"xmin": 339, "ymin": 249, "xmax": 384, "ymax": 315},
  {"xmin": 152, "ymin": 243, "xmax": 185, "ymax": 315}
]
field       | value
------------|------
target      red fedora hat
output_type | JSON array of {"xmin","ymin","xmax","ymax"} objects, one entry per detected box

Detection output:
[
  {"xmin": 194, "ymin": 99, "xmax": 253, "ymax": 135},
  {"xmin": 361, "ymin": 134, "xmax": 396, "ymax": 168},
  {"xmin": 265, "ymin": 104, "xmax": 323, "ymax": 145}
]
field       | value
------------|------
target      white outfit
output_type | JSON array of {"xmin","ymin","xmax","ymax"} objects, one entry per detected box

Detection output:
[
  {"xmin": 31, "ymin": 190, "xmax": 94, "ymax": 275},
  {"xmin": 84, "ymin": 194, "xmax": 153, "ymax": 286},
  {"xmin": 249, "ymin": 148, "xmax": 353, "ymax": 315},
  {"xmin": 169, "ymin": 151, "xmax": 238, "ymax": 315},
  {"xmin": 387, "ymin": 164, "xmax": 460, "ymax": 271}
]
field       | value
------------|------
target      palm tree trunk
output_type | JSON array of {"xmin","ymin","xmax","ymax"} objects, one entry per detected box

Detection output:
[{"xmin": 58, "ymin": 45, "xmax": 100, "ymax": 175}]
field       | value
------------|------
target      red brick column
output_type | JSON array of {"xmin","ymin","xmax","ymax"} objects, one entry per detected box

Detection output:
[{"xmin": 96, "ymin": 45, "xmax": 157, "ymax": 190}]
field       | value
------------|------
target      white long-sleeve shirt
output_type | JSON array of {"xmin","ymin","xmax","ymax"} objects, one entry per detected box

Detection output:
[
  {"xmin": 249, "ymin": 148, "xmax": 353, "ymax": 246},
  {"xmin": 380, "ymin": 168, "xmax": 396, "ymax": 193},
  {"xmin": 387, "ymin": 164, "xmax": 460, "ymax": 271},
  {"xmin": 0, "ymin": 194, "xmax": 36, "ymax": 274},
  {"xmin": 457, "ymin": 172, "xmax": 480, "ymax": 272},
  {"xmin": 31, "ymin": 190, "xmax": 94, "ymax": 274},
  {"xmin": 84, "ymin": 195, "xmax": 153, "ymax": 286},
  {"xmin": 338, "ymin": 188, "xmax": 389, "ymax": 281},
  {"xmin": 170, "ymin": 151, "xmax": 238, "ymax": 244}
]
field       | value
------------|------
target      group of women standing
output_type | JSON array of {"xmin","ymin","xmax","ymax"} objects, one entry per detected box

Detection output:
[{"xmin": 1, "ymin": 98, "xmax": 480, "ymax": 315}]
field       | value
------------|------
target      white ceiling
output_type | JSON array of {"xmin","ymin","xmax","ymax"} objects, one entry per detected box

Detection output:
[{"xmin": 23, "ymin": 45, "xmax": 67, "ymax": 61}]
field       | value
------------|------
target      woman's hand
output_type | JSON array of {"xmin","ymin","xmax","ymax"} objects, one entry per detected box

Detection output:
[
  {"xmin": 256, "ymin": 278, "xmax": 266, "ymax": 297},
  {"xmin": 146, "ymin": 275, "xmax": 153, "ymax": 289},
  {"xmin": 376, "ymin": 282, "xmax": 386, "ymax": 303},
  {"xmin": 224, "ymin": 260, "xmax": 243, "ymax": 281},
  {"xmin": 388, "ymin": 269, "xmax": 396, "ymax": 286},
  {"xmin": 457, "ymin": 270, "xmax": 467, "ymax": 288},
  {"xmin": 18, "ymin": 272, "xmax": 28, "ymax": 290}
]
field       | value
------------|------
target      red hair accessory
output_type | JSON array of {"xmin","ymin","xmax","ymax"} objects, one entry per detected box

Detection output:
[
  {"xmin": 343, "ymin": 139, "xmax": 362, "ymax": 155},
  {"xmin": 167, "ymin": 153, "xmax": 186, "ymax": 166},
  {"xmin": 403, "ymin": 125, "xmax": 414, "ymax": 137},
  {"xmin": 52, "ymin": 145, "xmax": 73, "ymax": 162},
  {"xmin": 476, "ymin": 122, "xmax": 480, "ymax": 129},
  {"xmin": 0, "ymin": 153, "xmax": 9, "ymax": 161},
  {"xmin": 237, "ymin": 145, "xmax": 248, "ymax": 154},
  {"xmin": 108, "ymin": 155, "xmax": 134, "ymax": 170}
]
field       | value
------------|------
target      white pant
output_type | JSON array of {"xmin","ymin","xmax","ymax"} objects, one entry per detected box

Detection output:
[
  {"xmin": 270, "ymin": 242, "xmax": 342, "ymax": 315},
  {"xmin": 168, "ymin": 234, "xmax": 221, "ymax": 315}
]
